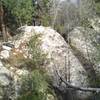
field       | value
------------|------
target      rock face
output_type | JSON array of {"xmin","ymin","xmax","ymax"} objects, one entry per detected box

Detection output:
[
  {"xmin": 15, "ymin": 26, "xmax": 92, "ymax": 99},
  {"xmin": 0, "ymin": 26, "xmax": 97, "ymax": 99},
  {"xmin": 69, "ymin": 26, "xmax": 100, "ymax": 75},
  {"xmin": 69, "ymin": 27, "xmax": 96, "ymax": 58},
  {"xmin": 90, "ymin": 17, "xmax": 100, "ymax": 32}
]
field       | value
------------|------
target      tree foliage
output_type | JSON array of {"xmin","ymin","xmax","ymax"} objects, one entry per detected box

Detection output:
[
  {"xmin": 2, "ymin": 0, "xmax": 33, "ymax": 26},
  {"xmin": 18, "ymin": 69, "xmax": 55, "ymax": 100},
  {"xmin": 17, "ymin": 34, "xmax": 55, "ymax": 100},
  {"xmin": 28, "ymin": 34, "xmax": 47, "ymax": 69},
  {"xmin": 0, "ymin": 0, "xmax": 50, "ymax": 40}
]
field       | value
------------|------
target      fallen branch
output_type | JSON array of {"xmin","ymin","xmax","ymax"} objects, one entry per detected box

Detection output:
[{"xmin": 56, "ymin": 70, "xmax": 100, "ymax": 93}]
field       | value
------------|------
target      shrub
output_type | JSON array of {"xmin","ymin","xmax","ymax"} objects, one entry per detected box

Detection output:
[
  {"xmin": 18, "ymin": 69, "xmax": 56, "ymax": 100},
  {"xmin": 17, "ymin": 34, "xmax": 56, "ymax": 100},
  {"xmin": 27, "ymin": 34, "xmax": 47, "ymax": 69}
]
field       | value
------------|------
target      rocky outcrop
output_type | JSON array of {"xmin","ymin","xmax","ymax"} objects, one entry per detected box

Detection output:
[
  {"xmin": 69, "ymin": 26, "xmax": 100, "ymax": 76},
  {"xmin": 0, "ymin": 26, "xmax": 98, "ymax": 99},
  {"xmin": 14, "ymin": 26, "xmax": 94, "ymax": 99}
]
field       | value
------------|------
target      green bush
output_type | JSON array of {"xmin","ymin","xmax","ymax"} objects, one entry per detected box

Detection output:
[
  {"xmin": 18, "ymin": 69, "xmax": 56, "ymax": 100},
  {"xmin": 27, "ymin": 34, "xmax": 47, "ymax": 69},
  {"xmin": 17, "ymin": 34, "xmax": 56, "ymax": 100}
]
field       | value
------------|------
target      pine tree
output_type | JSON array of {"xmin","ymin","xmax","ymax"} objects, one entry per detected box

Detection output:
[{"xmin": 3, "ymin": 0, "xmax": 33, "ymax": 26}]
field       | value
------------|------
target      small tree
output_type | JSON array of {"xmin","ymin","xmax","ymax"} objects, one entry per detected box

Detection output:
[
  {"xmin": 12, "ymin": 0, "xmax": 33, "ymax": 26},
  {"xmin": 28, "ymin": 34, "xmax": 47, "ymax": 69},
  {"xmin": 18, "ymin": 34, "xmax": 56, "ymax": 100},
  {"xmin": 50, "ymin": 0, "xmax": 95, "ymax": 39},
  {"xmin": 32, "ymin": 0, "xmax": 51, "ymax": 26},
  {"xmin": 2, "ymin": 0, "xmax": 33, "ymax": 27},
  {"xmin": 18, "ymin": 69, "xmax": 56, "ymax": 100}
]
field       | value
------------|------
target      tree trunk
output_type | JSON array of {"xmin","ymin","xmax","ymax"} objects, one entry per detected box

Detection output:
[{"xmin": 0, "ymin": 2, "xmax": 7, "ymax": 41}]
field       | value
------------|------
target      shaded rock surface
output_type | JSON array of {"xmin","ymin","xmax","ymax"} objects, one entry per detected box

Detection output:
[{"xmin": 69, "ymin": 26, "xmax": 100, "ymax": 75}]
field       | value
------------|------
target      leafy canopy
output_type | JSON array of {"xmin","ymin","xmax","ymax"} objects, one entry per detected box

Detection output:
[{"xmin": 2, "ymin": 0, "xmax": 33, "ymax": 26}]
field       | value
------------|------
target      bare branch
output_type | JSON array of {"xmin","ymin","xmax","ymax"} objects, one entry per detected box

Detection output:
[{"xmin": 56, "ymin": 70, "xmax": 100, "ymax": 93}]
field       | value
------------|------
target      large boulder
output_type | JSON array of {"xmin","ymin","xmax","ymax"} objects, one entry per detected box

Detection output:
[
  {"xmin": 14, "ymin": 26, "xmax": 94, "ymax": 99},
  {"xmin": 69, "ymin": 27, "xmax": 100, "ymax": 75},
  {"xmin": 0, "ymin": 26, "xmax": 98, "ymax": 99}
]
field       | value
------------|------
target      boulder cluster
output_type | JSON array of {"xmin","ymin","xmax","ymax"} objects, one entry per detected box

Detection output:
[{"xmin": 0, "ymin": 18, "xmax": 100, "ymax": 99}]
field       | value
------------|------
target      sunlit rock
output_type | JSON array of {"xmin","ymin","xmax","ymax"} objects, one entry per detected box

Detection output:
[
  {"xmin": 15, "ymin": 26, "xmax": 92, "ymax": 99},
  {"xmin": 0, "ymin": 26, "xmax": 97, "ymax": 99},
  {"xmin": 0, "ymin": 50, "xmax": 10, "ymax": 59},
  {"xmin": 90, "ymin": 17, "xmax": 100, "ymax": 32}
]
